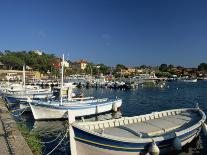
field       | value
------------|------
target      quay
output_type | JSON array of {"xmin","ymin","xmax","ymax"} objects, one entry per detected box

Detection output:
[{"xmin": 0, "ymin": 98, "xmax": 33, "ymax": 155}]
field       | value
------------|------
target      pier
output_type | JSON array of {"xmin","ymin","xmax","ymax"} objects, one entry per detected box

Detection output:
[{"xmin": 0, "ymin": 98, "xmax": 33, "ymax": 155}]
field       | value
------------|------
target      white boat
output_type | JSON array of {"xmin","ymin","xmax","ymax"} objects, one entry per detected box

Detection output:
[
  {"xmin": 4, "ymin": 88, "xmax": 53, "ymax": 104},
  {"xmin": 28, "ymin": 54, "xmax": 122, "ymax": 120},
  {"xmin": 69, "ymin": 107, "xmax": 207, "ymax": 155},
  {"xmin": 182, "ymin": 79, "xmax": 197, "ymax": 83},
  {"xmin": 29, "ymin": 98, "xmax": 122, "ymax": 120}
]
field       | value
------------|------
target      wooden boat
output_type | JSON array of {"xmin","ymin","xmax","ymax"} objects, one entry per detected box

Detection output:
[
  {"xmin": 29, "ymin": 98, "xmax": 122, "ymax": 120},
  {"xmin": 69, "ymin": 108, "xmax": 206, "ymax": 155}
]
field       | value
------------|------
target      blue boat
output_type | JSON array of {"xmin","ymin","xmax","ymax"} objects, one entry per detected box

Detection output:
[
  {"xmin": 69, "ymin": 107, "xmax": 207, "ymax": 155},
  {"xmin": 4, "ymin": 90, "xmax": 53, "ymax": 104}
]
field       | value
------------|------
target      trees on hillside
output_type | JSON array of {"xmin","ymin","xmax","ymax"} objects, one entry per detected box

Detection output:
[{"xmin": 0, "ymin": 51, "xmax": 57, "ymax": 73}]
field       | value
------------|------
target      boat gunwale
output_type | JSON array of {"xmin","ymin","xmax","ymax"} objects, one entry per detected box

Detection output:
[{"xmin": 72, "ymin": 108, "xmax": 205, "ymax": 143}]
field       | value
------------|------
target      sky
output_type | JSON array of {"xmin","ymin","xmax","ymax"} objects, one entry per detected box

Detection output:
[{"xmin": 0, "ymin": 0, "xmax": 207, "ymax": 67}]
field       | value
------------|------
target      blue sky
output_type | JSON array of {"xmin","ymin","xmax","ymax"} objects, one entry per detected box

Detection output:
[{"xmin": 0, "ymin": 0, "xmax": 207, "ymax": 67}]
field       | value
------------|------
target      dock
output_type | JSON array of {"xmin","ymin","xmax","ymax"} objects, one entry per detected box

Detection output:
[{"xmin": 0, "ymin": 98, "xmax": 33, "ymax": 155}]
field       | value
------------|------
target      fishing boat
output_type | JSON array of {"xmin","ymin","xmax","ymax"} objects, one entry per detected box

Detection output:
[
  {"xmin": 4, "ymin": 88, "xmax": 53, "ymax": 104},
  {"xmin": 29, "ymin": 97, "xmax": 122, "ymax": 120},
  {"xmin": 182, "ymin": 79, "xmax": 197, "ymax": 83},
  {"xmin": 28, "ymin": 54, "xmax": 122, "ymax": 120},
  {"xmin": 69, "ymin": 107, "xmax": 207, "ymax": 155}
]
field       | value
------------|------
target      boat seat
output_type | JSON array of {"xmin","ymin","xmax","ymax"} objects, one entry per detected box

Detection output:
[
  {"xmin": 120, "ymin": 123, "xmax": 163, "ymax": 137},
  {"xmin": 117, "ymin": 126, "xmax": 143, "ymax": 138}
]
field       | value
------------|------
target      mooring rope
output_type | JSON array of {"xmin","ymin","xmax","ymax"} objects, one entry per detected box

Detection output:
[
  {"xmin": 11, "ymin": 108, "xmax": 27, "ymax": 117},
  {"xmin": 46, "ymin": 131, "xmax": 68, "ymax": 155}
]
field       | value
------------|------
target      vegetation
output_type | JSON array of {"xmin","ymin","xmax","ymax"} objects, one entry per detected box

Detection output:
[
  {"xmin": 0, "ymin": 50, "xmax": 57, "ymax": 74},
  {"xmin": 17, "ymin": 123, "xmax": 42, "ymax": 155},
  {"xmin": 198, "ymin": 63, "xmax": 207, "ymax": 71}
]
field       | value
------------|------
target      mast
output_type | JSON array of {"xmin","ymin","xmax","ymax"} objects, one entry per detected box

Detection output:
[
  {"xmin": 60, "ymin": 54, "xmax": 64, "ymax": 105},
  {"xmin": 23, "ymin": 65, "xmax": 26, "ymax": 92}
]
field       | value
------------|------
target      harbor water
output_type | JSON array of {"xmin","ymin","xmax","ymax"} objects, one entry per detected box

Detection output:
[{"xmin": 16, "ymin": 80, "xmax": 207, "ymax": 155}]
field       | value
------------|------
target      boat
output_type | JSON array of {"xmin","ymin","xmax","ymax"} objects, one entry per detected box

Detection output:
[
  {"xmin": 2, "ymin": 65, "xmax": 53, "ymax": 104},
  {"xmin": 29, "ymin": 54, "xmax": 122, "ymax": 120},
  {"xmin": 29, "ymin": 98, "xmax": 122, "ymax": 120},
  {"xmin": 182, "ymin": 79, "xmax": 197, "ymax": 83},
  {"xmin": 4, "ymin": 88, "xmax": 53, "ymax": 104},
  {"xmin": 69, "ymin": 107, "xmax": 207, "ymax": 155}
]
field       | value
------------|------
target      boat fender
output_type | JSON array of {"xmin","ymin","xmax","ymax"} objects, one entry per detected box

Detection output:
[
  {"xmin": 112, "ymin": 102, "xmax": 118, "ymax": 112},
  {"xmin": 148, "ymin": 141, "xmax": 160, "ymax": 155},
  {"xmin": 202, "ymin": 122, "xmax": 207, "ymax": 136},
  {"xmin": 173, "ymin": 136, "xmax": 182, "ymax": 151}
]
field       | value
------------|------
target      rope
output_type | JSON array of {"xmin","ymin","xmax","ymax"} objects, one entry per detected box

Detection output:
[
  {"xmin": 24, "ymin": 132, "xmax": 63, "ymax": 144},
  {"xmin": 46, "ymin": 131, "xmax": 68, "ymax": 155},
  {"xmin": 11, "ymin": 108, "xmax": 27, "ymax": 117}
]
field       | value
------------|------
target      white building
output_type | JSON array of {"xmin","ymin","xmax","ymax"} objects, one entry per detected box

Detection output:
[{"xmin": 34, "ymin": 50, "xmax": 43, "ymax": 55}]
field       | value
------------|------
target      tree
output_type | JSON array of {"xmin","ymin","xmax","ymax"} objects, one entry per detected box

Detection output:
[
  {"xmin": 0, "ymin": 54, "xmax": 24, "ymax": 69},
  {"xmin": 159, "ymin": 64, "xmax": 168, "ymax": 72},
  {"xmin": 198, "ymin": 63, "xmax": 207, "ymax": 71},
  {"xmin": 115, "ymin": 64, "xmax": 126, "ymax": 71},
  {"xmin": 98, "ymin": 64, "xmax": 110, "ymax": 75}
]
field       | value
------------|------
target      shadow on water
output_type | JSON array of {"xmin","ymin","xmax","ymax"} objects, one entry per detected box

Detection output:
[{"xmin": 13, "ymin": 80, "xmax": 207, "ymax": 155}]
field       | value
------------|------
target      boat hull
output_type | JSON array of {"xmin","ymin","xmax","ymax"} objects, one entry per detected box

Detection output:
[
  {"xmin": 73, "ymin": 126, "xmax": 200, "ymax": 155},
  {"xmin": 4, "ymin": 92, "xmax": 53, "ymax": 104},
  {"xmin": 30, "ymin": 99, "xmax": 122, "ymax": 120}
]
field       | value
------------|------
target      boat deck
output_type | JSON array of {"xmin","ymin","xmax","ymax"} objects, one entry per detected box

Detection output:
[{"xmin": 95, "ymin": 110, "xmax": 201, "ymax": 139}]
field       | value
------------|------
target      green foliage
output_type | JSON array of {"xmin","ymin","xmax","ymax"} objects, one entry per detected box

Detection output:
[
  {"xmin": 159, "ymin": 64, "xmax": 168, "ymax": 72},
  {"xmin": 0, "ymin": 54, "xmax": 24, "ymax": 69},
  {"xmin": 0, "ymin": 50, "xmax": 57, "ymax": 73},
  {"xmin": 198, "ymin": 63, "xmax": 207, "ymax": 71},
  {"xmin": 98, "ymin": 64, "xmax": 110, "ymax": 75},
  {"xmin": 156, "ymin": 71, "xmax": 172, "ymax": 78},
  {"xmin": 17, "ymin": 123, "xmax": 42, "ymax": 155},
  {"xmin": 84, "ymin": 63, "xmax": 110, "ymax": 75},
  {"xmin": 116, "ymin": 64, "xmax": 127, "ymax": 71}
]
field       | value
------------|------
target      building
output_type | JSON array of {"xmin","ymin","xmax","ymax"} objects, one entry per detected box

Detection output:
[
  {"xmin": 53, "ymin": 58, "xmax": 70, "ymax": 69},
  {"xmin": 61, "ymin": 60, "xmax": 70, "ymax": 68},
  {"xmin": 34, "ymin": 50, "xmax": 43, "ymax": 55},
  {"xmin": 0, "ymin": 70, "xmax": 41, "ymax": 81},
  {"xmin": 72, "ymin": 59, "xmax": 88, "ymax": 70},
  {"xmin": 120, "ymin": 68, "xmax": 136, "ymax": 76}
]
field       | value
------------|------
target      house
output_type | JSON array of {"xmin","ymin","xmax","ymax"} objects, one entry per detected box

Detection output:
[
  {"xmin": 53, "ymin": 58, "xmax": 70, "ymax": 69},
  {"xmin": 72, "ymin": 59, "xmax": 88, "ymax": 70},
  {"xmin": 120, "ymin": 68, "xmax": 136, "ymax": 76}
]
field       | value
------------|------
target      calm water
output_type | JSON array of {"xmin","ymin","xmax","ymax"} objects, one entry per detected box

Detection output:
[{"xmin": 17, "ymin": 80, "xmax": 207, "ymax": 155}]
